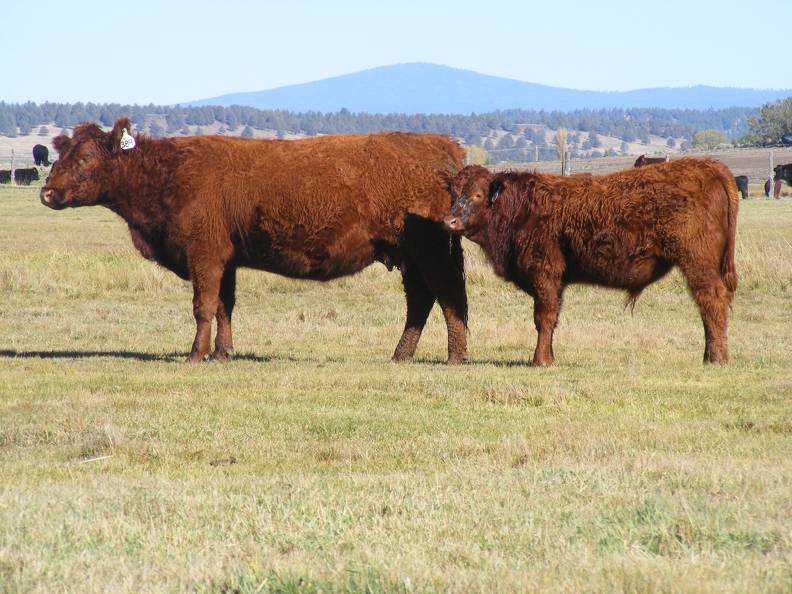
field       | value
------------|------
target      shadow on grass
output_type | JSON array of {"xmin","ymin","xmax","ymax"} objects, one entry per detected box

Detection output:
[
  {"xmin": 0, "ymin": 349, "xmax": 341, "ymax": 364},
  {"xmin": 412, "ymin": 356, "xmax": 533, "ymax": 368},
  {"xmin": 0, "ymin": 349, "xmax": 182, "ymax": 362},
  {"xmin": 0, "ymin": 349, "xmax": 539, "ymax": 367}
]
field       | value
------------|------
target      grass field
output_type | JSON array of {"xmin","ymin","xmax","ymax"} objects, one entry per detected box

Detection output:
[{"xmin": 1, "ymin": 183, "xmax": 791, "ymax": 593}]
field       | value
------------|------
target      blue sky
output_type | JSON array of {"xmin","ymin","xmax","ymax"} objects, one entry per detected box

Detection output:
[{"xmin": 1, "ymin": 0, "xmax": 787, "ymax": 105}]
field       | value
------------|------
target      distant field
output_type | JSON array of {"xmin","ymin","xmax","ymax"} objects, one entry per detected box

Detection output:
[
  {"xmin": 0, "ymin": 184, "xmax": 791, "ymax": 593},
  {"xmin": 522, "ymin": 147, "xmax": 792, "ymax": 186}
]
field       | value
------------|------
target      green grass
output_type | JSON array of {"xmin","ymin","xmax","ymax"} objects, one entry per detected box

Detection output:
[{"xmin": 1, "ymin": 183, "xmax": 791, "ymax": 593}]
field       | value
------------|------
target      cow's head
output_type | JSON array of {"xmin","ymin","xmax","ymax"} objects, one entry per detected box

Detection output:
[
  {"xmin": 443, "ymin": 165, "xmax": 502, "ymax": 242},
  {"xmin": 40, "ymin": 118, "xmax": 132, "ymax": 210}
]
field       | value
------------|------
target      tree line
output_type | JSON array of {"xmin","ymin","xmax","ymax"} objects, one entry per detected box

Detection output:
[
  {"xmin": 0, "ymin": 101, "xmax": 758, "ymax": 143},
  {"xmin": 2, "ymin": 98, "xmax": 789, "ymax": 164}
]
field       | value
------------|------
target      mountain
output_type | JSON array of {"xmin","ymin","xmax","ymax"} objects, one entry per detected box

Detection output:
[{"xmin": 188, "ymin": 63, "xmax": 791, "ymax": 114}]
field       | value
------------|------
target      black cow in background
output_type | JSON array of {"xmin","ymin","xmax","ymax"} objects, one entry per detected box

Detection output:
[
  {"xmin": 733, "ymin": 175, "xmax": 749, "ymax": 200},
  {"xmin": 0, "ymin": 170, "xmax": 11, "ymax": 184},
  {"xmin": 774, "ymin": 163, "xmax": 792, "ymax": 185},
  {"xmin": 14, "ymin": 168, "xmax": 39, "ymax": 186},
  {"xmin": 32, "ymin": 144, "xmax": 50, "ymax": 166}
]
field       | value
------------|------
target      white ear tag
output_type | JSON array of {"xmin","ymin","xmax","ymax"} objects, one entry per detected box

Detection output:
[{"xmin": 120, "ymin": 128, "xmax": 136, "ymax": 151}]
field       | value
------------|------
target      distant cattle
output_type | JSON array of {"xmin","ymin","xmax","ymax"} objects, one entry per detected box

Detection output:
[
  {"xmin": 40, "ymin": 118, "xmax": 469, "ymax": 364},
  {"xmin": 634, "ymin": 154, "xmax": 668, "ymax": 167},
  {"xmin": 443, "ymin": 159, "xmax": 738, "ymax": 365},
  {"xmin": 774, "ymin": 163, "xmax": 792, "ymax": 185},
  {"xmin": 764, "ymin": 178, "xmax": 772, "ymax": 197},
  {"xmin": 32, "ymin": 144, "xmax": 50, "ymax": 166},
  {"xmin": 0, "ymin": 170, "xmax": 11, "ymax": 184},
  {"xmin": 734, "ymin": 175, "xmax": 749, "ymax": 200},
  {"xmin": 774, "ymin": 178, "xmax": 783, "ymax": 199},
  {"xmin": 14, "ymin": 168, "xmax": 39, "ymax": 185}
]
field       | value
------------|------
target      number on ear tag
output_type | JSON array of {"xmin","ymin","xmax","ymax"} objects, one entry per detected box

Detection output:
[{"xmin": 120, "ymin": 128, "xmax": 136, "ymax": 151}]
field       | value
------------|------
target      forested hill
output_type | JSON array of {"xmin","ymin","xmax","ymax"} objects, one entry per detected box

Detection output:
[
  {"xmin": 189, "ymin": 63, "xmax": 792, "ymax": 113},
  {"xmin": 0, "ymin": 100, "xmax": 757, "ymax": 144}
]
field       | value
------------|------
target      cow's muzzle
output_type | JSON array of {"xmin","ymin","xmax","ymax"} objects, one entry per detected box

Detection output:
[{"xmin": 40, "ymin": 188, "xmax": 66, "ymax": 209}]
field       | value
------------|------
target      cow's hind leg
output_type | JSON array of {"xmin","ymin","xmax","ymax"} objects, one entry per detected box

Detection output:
[
  {"xmin": 211, "ymin": 267, "xmax": 237, "ymax": 361},
  {"xmin": 392, "ymin": 262, "xmax": 435, "ymax": 363},
  {"xmin": 426, "ymin": 266, "xmax": 468, "ymax": 365},
  {"xmin": 681, "ymin": 268, "xmax": 732, "ymax": 365},
  {"xmin": 397, "ymin": 217, "xmax": 468, "ymax": 365},
  {"xmin": 415, "ymin": 232, "xmax": 468, "ymax": 365}
]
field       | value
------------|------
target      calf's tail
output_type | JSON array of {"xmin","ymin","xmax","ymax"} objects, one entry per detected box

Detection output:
[{"xmin": 720, "ymin": 174, "xmax": 739, "ymax": 293}]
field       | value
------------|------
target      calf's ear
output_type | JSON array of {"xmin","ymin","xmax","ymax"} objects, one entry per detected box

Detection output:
[
  {"xmin": 436, "ymin": 162, "xmax": 458, "ymax": 191},
  {"xmin": 110, "ymin": 117, "xmax": 133, "ymax": 152},
  {"xmin": 488, "ymin": 179, "xmax": 504, "ymax": 205},
  {"xmin": 52, "ymin": 135, "xmax": 71, "ymax": 153}
]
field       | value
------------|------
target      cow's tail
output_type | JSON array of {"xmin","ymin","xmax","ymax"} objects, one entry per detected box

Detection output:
[
  {"xmin": 450, "ymin": 232, "xmax": 468, "ymax": 330},
  {"xmin": 720, "ymin": 173, "xmax": 739, "ymax": 294}
]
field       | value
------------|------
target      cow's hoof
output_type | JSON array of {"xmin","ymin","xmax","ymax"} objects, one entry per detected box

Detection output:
[
  {"xmin": 391, "ymin": 354, "xmax": 413, "ymax": 364},
  {"xmin": 186, "ymin": 353, "xmax": 210, "ymax": 363},
  {"xmin": 446, "ymin": 354, "xmax": 467, "ymax": 366}
]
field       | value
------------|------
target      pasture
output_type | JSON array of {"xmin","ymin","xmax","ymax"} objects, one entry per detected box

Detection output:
[{"xmin": 0, "ymin": 182, "xmax": 791, "ymax": 593}]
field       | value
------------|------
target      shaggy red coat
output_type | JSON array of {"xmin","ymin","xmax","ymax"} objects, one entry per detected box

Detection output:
[
  {"xmin": 444, "ymin": 159, "xmax": 738, "ymax": 365},
  {"xmin": 41, "ymin": 118, "xmax": 468, "ymax": 363}
]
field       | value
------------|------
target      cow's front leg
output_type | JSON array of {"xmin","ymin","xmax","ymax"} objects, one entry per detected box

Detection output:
[
  {"xmin": 211, "ymin": 267, "xmax": 237, "ymax": 361},
  {"xmin": 187, "ymin": 263, "xmax": 223, "ymax": 363}
]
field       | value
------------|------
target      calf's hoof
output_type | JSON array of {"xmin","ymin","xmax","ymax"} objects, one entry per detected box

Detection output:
[
  {"xmin": 531, "ymin": 358, "xmax": 554, "ymax": 367},
  {"xmin": 446, "ymin": 353, "xmax": 467, "ymax": 366},
  {"xmin": 186, "ymin": 352, "xmax": 210, "ymax": 363},
  {"xmin": 210, "ymin": 349, "xmax": 234, "ymax": 362}
]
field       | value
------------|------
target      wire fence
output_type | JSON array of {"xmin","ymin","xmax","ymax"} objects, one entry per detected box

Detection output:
[{"xmin": 491, "ymin": 146, "xmax": 792, "ymax": 182}]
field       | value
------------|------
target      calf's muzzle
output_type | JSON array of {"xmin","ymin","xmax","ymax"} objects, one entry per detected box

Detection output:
[{"xmin": 443, "ymin": 215, "xmax": 464, "ymax": 233}]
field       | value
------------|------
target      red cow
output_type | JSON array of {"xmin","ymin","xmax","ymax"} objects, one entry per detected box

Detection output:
[
  {"xmin": 41, "ymin": 118, "xmax": 468, "ymax": 364},
  {"xmin": 443, "ymin": 159, "xmax": 738, "ymax": 365}
]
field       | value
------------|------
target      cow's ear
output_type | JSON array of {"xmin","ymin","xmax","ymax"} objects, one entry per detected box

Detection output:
[
  {"xmin": 110, "ymin": 117, "xmax": 133, "ymax": 152},
  {"xmin": 52, "ymin": 135, "xmax": 71, "ymax": 154},
  {"xmin": 488, "ymin": 179, "xmax": 504, "ymax": 205}
]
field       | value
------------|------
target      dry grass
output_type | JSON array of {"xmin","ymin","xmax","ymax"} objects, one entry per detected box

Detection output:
[{"xmin": 0, "ymin": 184, "xmax": 791, "ymax": 593}]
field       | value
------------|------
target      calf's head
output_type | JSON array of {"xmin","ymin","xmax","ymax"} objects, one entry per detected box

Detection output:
[
  {"xmin": 443, "ymin": 165, "xmax": 502, "ymax": 242},
  {"xmin": 40, "ymin": 118, "xmax": 133, "ymax": 210}
]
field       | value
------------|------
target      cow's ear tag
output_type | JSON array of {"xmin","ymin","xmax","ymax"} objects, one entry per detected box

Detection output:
[{"xmin": 120, "ymin": 128, "xmax": 135, "ymax": 151}]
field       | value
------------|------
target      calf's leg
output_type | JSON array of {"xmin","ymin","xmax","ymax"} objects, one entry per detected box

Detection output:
[
  {"xmin": 678, "ymin": 259, "xmax": 732, "ymax": 364},
  {"xmin": 691, "ymin": 279, "xmax": 731, "ymax": 365},
  {"xmin": 531, "ymin": 279, "xmax": 563, "ymax": 367},
  {"xmin": 211, "ymin": 267, "xmax": 237, "ymax": 361}
]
